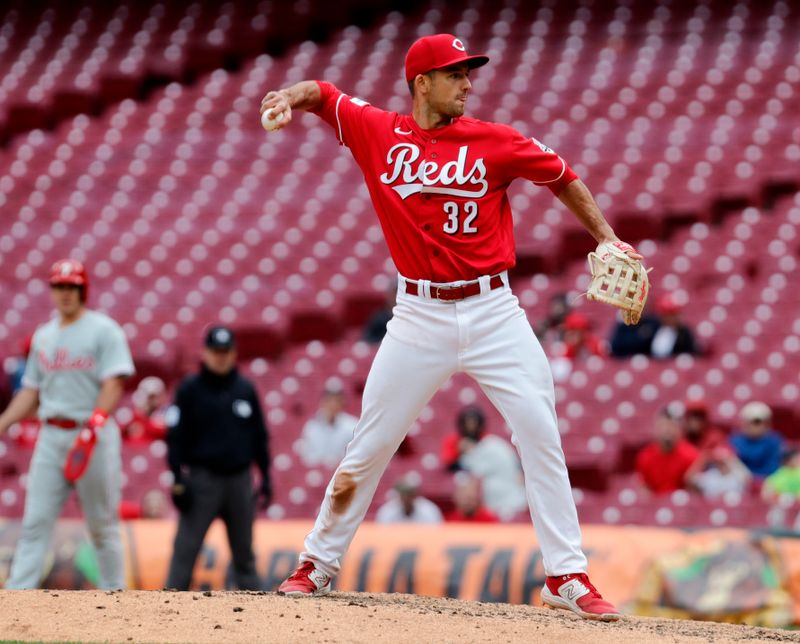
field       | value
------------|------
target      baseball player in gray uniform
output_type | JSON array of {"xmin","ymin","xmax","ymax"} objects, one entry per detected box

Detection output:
[{"xmin": 0, "ymin": 259, "xmax": 135, "ymax": 589}]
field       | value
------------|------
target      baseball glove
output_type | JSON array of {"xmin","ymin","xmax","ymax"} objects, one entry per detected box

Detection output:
[{"xmin": 586, "ymin": 241, "xmax": 650, "ymax": 325}]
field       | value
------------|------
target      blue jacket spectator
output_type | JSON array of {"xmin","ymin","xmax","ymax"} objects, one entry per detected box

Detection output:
[{"xmin": 730, "ymin": 401, "xmax": 784, "ymax": 478}]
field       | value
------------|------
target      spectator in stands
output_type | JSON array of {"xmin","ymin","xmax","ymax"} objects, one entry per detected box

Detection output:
[
  {"xmin": 7, "ymin": 416, "xmax": 41, "ymax": 448},
  {"xmin": 649, "ymin": 294, "xmax": 698, "ymax": 359},
  {"xmin": 441, "ymin": 405, "xmax": 486, "ymax": 471},
  {"xmin": 762, "ymin": 449, "xmax": 800, "ymax": 504},
  {"xmin": 121, "ymin": 376, "xmax": 167, "ymax": 444},
  {"xmin": 119, "ymin": 489, "xmax": 170, "ymax": 520},
  {"xmin": 2, "ymin": 335, "xmax": 40, "ymax": 446},
  {"xmin": 141, "ymin": 488, "xmax": 169, "ymax": 518},
  {"xmin": 534, "ymin": 292, "xmax": 570, "ymax": 344},
  {"xmin": 0, "ymin": 371, "xmax": 9, "ymax": 418},
  {"xmin": 362, "ymin": 282, "xmax": 396, "ymax": 344},
  {"xmin": 609, "ymin": 311, "xmax": 658, "ymax": 357},
  {"xmin": 686, "ymin": 446, "xmax": 751, "ymax": 499},
  {"xmin": 444, "ymin": 473, "xmax": 498, "ymax": 523},
  {"xmin": 609, "ymin": 295, "xmax": 698, "ymax": 358},
  {"xmin": 548, "ymin": 312, "xmax": 606, "ymax": 381},
  {"xmin": 730, "ymin": 401, "xmax": 784, "ymax": 479},
  {"xmin": 556, "ymin": 312, "xmax": 606, "ymax": 360},
  {"xmin": 297, "ymin": 377, "xmax": 358, "ymax": 468},
  {"xmin": 682, "ymin": 398, "xmax": 728, "ymax": 456},
  {"xmin": 375, "ymin": 474, "xmax": 443, "ymax": 524},
  {"xmin": 6, "ymin": 335, "xmax": 33, "ymax": 395},
  {"xmin": 441, "ymin": 405, "xmax": 527, "ymax": 519},
  {"xmin": 636, "ymin": 406, "xmax": 699, "ymax": 494}
]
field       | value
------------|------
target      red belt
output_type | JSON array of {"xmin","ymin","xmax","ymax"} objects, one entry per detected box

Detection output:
[
  {"xmin": 46, "ymin": 418, "xmax": 79, "ymax": 429},
  {"xmin": 404, "ymin": 275, "xmax": 505, "ymax": 302}
]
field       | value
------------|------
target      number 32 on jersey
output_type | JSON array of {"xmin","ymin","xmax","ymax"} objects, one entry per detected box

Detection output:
[{"xmin": 443, "ymin": 201, "xmax": 479, "ymax": 235}]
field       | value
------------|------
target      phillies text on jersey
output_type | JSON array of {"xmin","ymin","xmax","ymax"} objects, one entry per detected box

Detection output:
[
  {"xmin": 37, "ymin": 349, "xmax": 96, "ymax": 372},
  {"xmin": 311, "ymin": 82, "xmax": 578, "ymax": 282}
]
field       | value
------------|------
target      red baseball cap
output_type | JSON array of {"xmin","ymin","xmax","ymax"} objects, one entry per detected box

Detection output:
[
  {"xmin": 656, "ymin": 293, "xmax": 681, "ymax": 315},
  {"xmin": 564, "ymin": 312, "xmax": 591, "ymax": 331},
  {"xmin": 684, "ymin": 398, "xmax": 708, "ymax": 415},
  {"xmin": 405, "ymin": 34, "xmax": 489, "ymax": 83}
]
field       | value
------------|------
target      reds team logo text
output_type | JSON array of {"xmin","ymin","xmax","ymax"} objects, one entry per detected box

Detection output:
[{"xmin": 379, "ymin": 143, "xmax": 488, "ymax": 199}]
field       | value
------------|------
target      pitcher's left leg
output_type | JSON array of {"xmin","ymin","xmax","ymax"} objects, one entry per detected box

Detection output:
[
  {"xmin": 463, "ymin": 307, "xmax": 586, "ymax": 576},
  {"xmin": 464, "ymin": 298, "xmax": 620, "ymax": 621}
]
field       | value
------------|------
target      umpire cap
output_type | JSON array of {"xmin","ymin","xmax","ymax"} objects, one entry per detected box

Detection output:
[{"xmin": 205, "ymin": 326, "xmax": 236, "ymax": 351}]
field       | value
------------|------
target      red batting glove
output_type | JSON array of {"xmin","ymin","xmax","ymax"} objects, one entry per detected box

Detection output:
[{"xmin": 63, "ymin": 409, "xmax": 108, "ymax": 483}]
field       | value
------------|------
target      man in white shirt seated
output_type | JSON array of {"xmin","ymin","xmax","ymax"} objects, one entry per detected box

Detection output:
[
  {"xmin": 459, "ymin": 429, "xmax": 528, "ymax": 521},
  {"xmin": 297, "ymin": 377, "xmax": 359, "ymax": 468},
  {"xmin": 375, "ymin": 475, "xmax": 443, "ymax": 524},
  {"xmin": 687, "ymin": 446, "xmax": 751, "ymax": 499}
]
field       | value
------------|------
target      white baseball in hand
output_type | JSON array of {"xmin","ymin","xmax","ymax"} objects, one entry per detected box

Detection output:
[{"xmin": 261, "ymin": 109, "xmax": 285, "ymax": 131}]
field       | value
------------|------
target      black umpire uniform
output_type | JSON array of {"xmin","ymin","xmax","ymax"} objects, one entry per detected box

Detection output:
[{"xmin": 165, "ymin": 326, "xmax": 271, "ymax": 590}]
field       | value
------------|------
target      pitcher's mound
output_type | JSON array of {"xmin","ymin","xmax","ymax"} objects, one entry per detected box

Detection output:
[{"xmin": 1, "ymin": 589, "xmax": 798, "ymax": 643}]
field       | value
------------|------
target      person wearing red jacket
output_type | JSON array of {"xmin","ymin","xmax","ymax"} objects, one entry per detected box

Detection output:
[
  {"xmin": 636, "ymin": 406, "xmax": 700, "ymax": 494},
  {"xmin": 121, "ymin": 377, "xmax": 167, "ymax": 444},
  {"xmin": 557, "ymin": 312, "xmax": 605, "ymax": 360},
  {"xmin": 444, "ymin": 473, "xmax": 498, "ymax": 523},
  {"xmin": 440, "ymin": 406, "xmax": 486, "ymax": 471}
]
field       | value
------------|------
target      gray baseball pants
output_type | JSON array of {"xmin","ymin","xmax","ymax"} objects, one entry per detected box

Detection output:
[{"xmin": 6, "ymin": 422, "xmax": 124, "ymax": 589}]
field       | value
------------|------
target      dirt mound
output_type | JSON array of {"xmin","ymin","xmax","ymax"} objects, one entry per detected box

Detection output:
[{"xmin": 1, "ymin": 590, "xmax": 798, "ymax": 643}]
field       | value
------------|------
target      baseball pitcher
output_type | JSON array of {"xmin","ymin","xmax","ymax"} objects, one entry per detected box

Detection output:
[
  {"xmin": 0, "ymin": 259, "xmax": 134, "ymax": 589},
  {"xmin": 261, "ymin": 34, "xmax": 649, "ymax": 620}
]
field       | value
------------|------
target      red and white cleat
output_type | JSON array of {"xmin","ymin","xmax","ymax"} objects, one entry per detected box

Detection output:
[
  {"xmin": 541, "ymin": 573, "xmax": 621, "ymax": 621},
  {"xmin": 277, "ymin": 561, "xmax": 332, "ymax": 597}
]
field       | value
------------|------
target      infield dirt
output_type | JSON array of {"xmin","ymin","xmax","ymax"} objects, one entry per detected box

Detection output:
[{"xmin": 1, "ymin": 589, "xmax": 799, "ymax": 643}]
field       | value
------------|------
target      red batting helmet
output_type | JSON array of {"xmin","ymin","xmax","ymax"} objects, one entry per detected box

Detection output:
[{"xmin": 49, "ymin": 259, "xmax": 89, "ymax": 302}]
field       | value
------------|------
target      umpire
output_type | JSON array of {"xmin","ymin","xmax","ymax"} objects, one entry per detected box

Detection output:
[{"xmin": 165, "ymin": 326, "xmax": 271, "ymax": 590}]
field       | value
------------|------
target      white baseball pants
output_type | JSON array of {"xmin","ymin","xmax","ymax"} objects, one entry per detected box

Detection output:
[
  {"xmin": 302, "ymin": 274, "xmax": 587, "ymax": 577},
  {"xmin": 6, "ymin": 422, "xmax": 124, "ymax": 589}
]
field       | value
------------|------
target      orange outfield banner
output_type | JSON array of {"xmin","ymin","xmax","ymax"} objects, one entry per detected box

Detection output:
[
  {"xmin": 2, "ymin": 519, "xmax": 799, "ymax": 627},
  {"xmin": 126, "ymin": 520, "xmax": 800, "ymax": 626}
]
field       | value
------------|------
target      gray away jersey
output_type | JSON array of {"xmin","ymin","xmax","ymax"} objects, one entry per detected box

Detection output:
[{"xmin": 22, "ymin": 310, "xmax": 135, "ymax": 422}]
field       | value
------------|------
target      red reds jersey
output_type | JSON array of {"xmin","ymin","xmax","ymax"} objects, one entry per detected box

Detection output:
[{"xmin": 311, "ymin": 81, "xmax": 578, "ymax": 282}]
